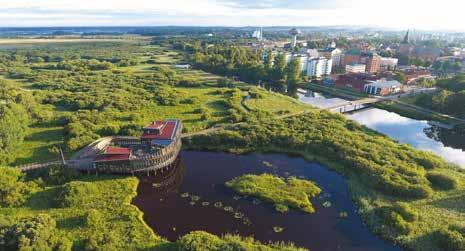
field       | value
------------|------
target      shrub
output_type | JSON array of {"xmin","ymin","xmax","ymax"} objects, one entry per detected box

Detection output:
[
  {"xmin": 376, "ymin": 206, "xmax": 413, "ymax": 235},
  {"xmin": 0, "ymin": 214, "xmax": 70, "ymax": 251},
  {"xmin": 436, "ymin": 225, "xmax": 465, "ymax": 251},
  {"xmin": 0, "ymin": 167, "xmax": 34, "ymax": 207},
  {"xmin": 426, "ymin": 172, "xmax": 458, "ymax": 190},
  {"xmin": 226, "ymin": 174, "xmax": 321, "ymax": 214},
  {"xmin": 393, "ymin": 202, "xmax": 419, "ymax": 222},
  {"xmin": 57, "ymin": 181, "xmax": 99, "ymax": 208},
  {"xmin": 176, "ymin": 231, "xmax": 305, "ymax": 251}
]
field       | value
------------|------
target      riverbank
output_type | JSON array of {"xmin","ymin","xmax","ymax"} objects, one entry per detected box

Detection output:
[{"xmin": 184, "ymin": 113, "xmax": 465, "ymax": 251}]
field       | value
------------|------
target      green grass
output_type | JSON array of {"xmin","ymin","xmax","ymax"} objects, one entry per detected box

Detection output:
[
  {"xmin": 245, "ymin": 88, "xmax": 312, "ymax": 115},
  {"xmin": 226, "ymin": 173, "xmax": 322, "ymax": 214}
]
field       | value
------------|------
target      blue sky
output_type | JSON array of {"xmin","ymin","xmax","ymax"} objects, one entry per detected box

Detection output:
[{"xmin": 0, "ymin": 0, "xmax": 463, "ymax": 31}]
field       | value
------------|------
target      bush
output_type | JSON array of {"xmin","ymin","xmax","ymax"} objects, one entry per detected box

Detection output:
[
  {"xmin": 57, "ymin": 181, "xmax": 99, "ymax": 208},
  {"xmin": 0, "ymin": 214, "xmax": 70, "ymax": 251},
  {"xmin": 393, "ymin": 202, "xmax": 419, "ymax": 222},
  {"xmin": 376, "ymin": 206, "xmax": 413, "ymax": 235},
  {"xmin": 436, "ymin": 225, "xmax": 465, "ymax": 251},
  {"xmin": 226, "ymin": 174, "xmax": 321, "ymax": 214},
  {"xmin": 0, "ymin": 167, "xmax": 34, "ymax": 207},
  {"xmin": 176, "ymin": 231, "xmax": 305, "ymax": 251},
  {"xmin": 426, "ymin": 172, "xmax": 458, "ymax": 190}
]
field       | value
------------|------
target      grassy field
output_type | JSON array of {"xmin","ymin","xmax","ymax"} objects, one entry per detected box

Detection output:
[{"xmin": 4, "ymin": 41, "xmax": 307, "ymax": 166}]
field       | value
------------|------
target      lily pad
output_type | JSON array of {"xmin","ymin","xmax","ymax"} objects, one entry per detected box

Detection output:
[{"xmin": 273, "ymin": 226, "xmax": 284, "ymax": 233}]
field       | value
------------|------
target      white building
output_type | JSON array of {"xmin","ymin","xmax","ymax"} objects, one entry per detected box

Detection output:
[
  {"xmin": 252, "ymin": 28, "xmax": 263, "ymax": 41},
  {"xmin": 364, "ymin": 80, "xmax": 403, "ymax": 96},
  {"xmin": 292, "ymin": 55, "xmax": 309, "ymax": 72},
  {"xmin": 380, "ymin": 57, "xmax": 399, "ymax": 69},
  {"xmin": 319, "ymin": 48, "xmax": 342, "ymax": 67},
  {"xmin": 307, "ymin": 57, "xmax": 332, "ymax": 78},
  {"xmin": 299, "ymin": 48, "xmax": 320, "ymax": 58},
  {"xmin": 345, "ymin": 64, "xmax": 366, "ymax": 73}
]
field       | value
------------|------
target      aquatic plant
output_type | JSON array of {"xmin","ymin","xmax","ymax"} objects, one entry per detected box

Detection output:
[
  {"xmin": 189, "ymin": 201, "xmax": 196, "ymax": 206},
  {"xmin": 234, "ymin": 212, "xmax": 244, "ymax": 219},
  {"xmin": 233, "ymin": 196, "xmax": 242, "ymax": 200},
  {"xmin": 214, "ymin": 202, "xmax": 223, "ymax": 208},
  {"xmin": 226, "ymin": 173, "xmax": 321, "ymax": 214},
  {"xmin": 322, "ymin": 201, "xmax": 332, "ymax": 208},
  {"xmin": 339, "ymin": 212, "xmax": 349, "ymax": 219},
  {"xmin": 273, "ymin": 226, "xmax": 284, "ymax": 233},
  {"xmin": 224, "ymin": 206, "xmax": 234, "ymax": 212},
  {"xmin": 252, "ymin": 198, "xmax": 261, "ymax": 205},
  {"xmin": 201, "ymin": 202, "xmax": 210, "ymax": 207},
  {"xmin": 180, "ymin": 192, "xmax": 189, "ymax": 198},
  {"xmin": 262, "ymin": 161, "xmax": 274, "ymax": 168},
  {"xmin": 190, "ymin": 195, "xmax": 201, "ymax": 202}
]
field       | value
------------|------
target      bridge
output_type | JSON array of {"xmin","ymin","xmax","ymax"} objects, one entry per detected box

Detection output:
[{"xmin": 323, "ymin": 97, "xmax": 383, "ymax": 113}]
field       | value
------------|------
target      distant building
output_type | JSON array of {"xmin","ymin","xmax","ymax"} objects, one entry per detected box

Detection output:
[
  {"xmin": 398, "ymin": 30, "xmax": 440, "ymax": 62},
  {"xmin": 345, "ymin": 64, "xmax": 366, "ymax": 73},
  {"xmin": 293, "ymin": 55, "xmax": 309, "ymax": 72},
  {"xmin": 307, "ymin": 57, "xmax": 332, "ymax": 78},
  {"xmin": 342, "ymin": 49, "xmax": 362, "ymax": 67},
  {"xmin": 335, "ymin": 73, "xmax": 378, "ymax": 92},
  {"xmin": 252, "ymin": 27, "xmax": 263, "ymax": 41},
  {"xmin": 319, "ymin": 47, "xmax": 343, "ymax": 67},
  {"xmin": 364, "ymin": 80, "xmax": 403, "ymax": 96},
  {"xmin": 364, "ymin": 53, "xmax": 381, "ymax": 73},
  {"xmin": 380, "ymin": 57, "xmax": 399, "ymax": 69}
]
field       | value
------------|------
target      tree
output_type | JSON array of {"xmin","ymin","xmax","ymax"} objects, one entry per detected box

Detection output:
[
  {"xmin": 393, "ymin": 72, "xmax": 407, "ymax": 84},
  {"xmin": 453, "ymin": 61, "xmax": 462, "ymax": 75},
  {"xmin": 0, "ymin": 104, "xmax": 30, "ymax": 165},
  {"xmin": 432, "ymin": 61, "xmax": 443, "ymax": 73}
]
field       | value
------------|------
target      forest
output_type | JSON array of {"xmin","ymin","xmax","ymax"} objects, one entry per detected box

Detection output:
[
  {"xmin": 170, "ymin": 40, "xmax": 304, "ymax": 96},
  {"xmin": 414, "ymin": 74, "xmax": 465, "ymax": 118}
]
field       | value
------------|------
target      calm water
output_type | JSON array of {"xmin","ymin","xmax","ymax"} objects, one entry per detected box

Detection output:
[
  {"xmin": 132, "ymin": 151, "xmax": 400, "ymax": 251},
  {"xmin": 298, "ymin": 92, "xmax": 465, "ymax": 167}
]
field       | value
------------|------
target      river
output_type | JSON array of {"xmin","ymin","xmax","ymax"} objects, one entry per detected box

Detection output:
[
  {"xmin": 132, "ymin": 152, "xmax": 400, "ymax": 251},
  {"xmin": 298, "ymin": 92, "xmax": 465, "ymax": 167}
]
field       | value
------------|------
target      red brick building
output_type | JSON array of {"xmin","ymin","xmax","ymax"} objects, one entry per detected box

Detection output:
[{"xmin": 335, "ymin": 73, "xmax": 379, "ymax": 92}]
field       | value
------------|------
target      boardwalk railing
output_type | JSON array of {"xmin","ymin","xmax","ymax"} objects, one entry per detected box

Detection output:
[{"xmin": 18, "ymin": 160, "xmax": 64, "ymax": 172}]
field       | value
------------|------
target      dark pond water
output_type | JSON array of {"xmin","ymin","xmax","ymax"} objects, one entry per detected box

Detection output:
[{"xmin": 132, "ymin": 151, "xmax": 400, "ymax": 251}]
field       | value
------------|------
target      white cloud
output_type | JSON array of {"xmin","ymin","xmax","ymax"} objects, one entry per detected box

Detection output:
[{"xmin": 0, "ymin": 0, "xmax": 463, "ymax": 31}]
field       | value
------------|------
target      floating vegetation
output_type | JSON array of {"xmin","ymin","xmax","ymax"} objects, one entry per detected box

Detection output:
[
  {"xmin": 284, "ymin": 172, "xmax": 290, "ymax": 177},
  {"xmin": 172, "ymin": 227, "xmax": 177, "ymax": 232},
  {"xmin": 233, "ymin": 196, "xmax": 242, "ymax": 201},
  {"xmin": 262, "ymin": 161, "xmax": 274, "ymax": 168},
  {"xmin": 214, "ymin": 202, "xmax": 223, "ymax": 208},
  {"xmin": 339, "ymin": 211, "xmax": 349, "ymax": 219},
  {"xmin": 242, "ymin": 217, "xmax": 252, "ymax": 226},
  {"xmin": 190, "ymin": 195, "xmax": 201, "ymax": 202},
  {"xmin": 189, "ymin": 201, "xmax": 196, "ymax": 206},
  {"xmin": 234, "ymin": 212, "xmax": 244, "ymax": 219},
  {"xmin": 201, "ymin": 202, "xmax": 210, "ymax": 207},
  {"xmin": 224, "ymin": 206, "xmax": 234, "ymax": 212},
  {"xmin": 152, "ymin": 183, "xmax": 162, "ymax": 188},
  {"xmin": 323, "ymin": 201, "xmax": 332, "ymax": 208},
  {"xmin": 298, "ymin": 176, "xmax": 306, "ymax": 179},
  {"xmin": 180, "ymin": 193, "xmax": 189, "ymax": 198},
  {"xmin": 159, "ymin": 198, "xmax": 164, "ymax": 202},
  {"xmin": 252, "ymin": 199, "xmax": 261, "ymax": 205},
  {"xmin": 273, "ymin": 226, "xmax": 284, "ymax": 233}
]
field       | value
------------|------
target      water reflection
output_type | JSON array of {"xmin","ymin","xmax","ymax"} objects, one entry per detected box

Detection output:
[
  {"xmin": 298, "ymin": 92, "xmax": 465, "ymax": 167},
  {"xmin": 348, "ymin": 108, "xmax": 465, "ymax": 167}
]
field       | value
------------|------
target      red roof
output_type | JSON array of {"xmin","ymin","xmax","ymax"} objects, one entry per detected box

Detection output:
[
  {"xmin": 144, "ymin": 121, "xmax": 165, "ymax": 130},
  {"xmin": 104, "ymin": 147, "xmax": 131, "ymax": 155},
  {"xmin": 94, "ymin": 153, "xmax": 131, "ymax": 162},
  {"xmin": 141, "ymin": 120, "xmax": 179, "ymax": 140}
]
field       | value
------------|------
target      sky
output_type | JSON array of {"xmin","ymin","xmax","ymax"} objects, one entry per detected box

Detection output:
[{"xmin": 0, "ymin": 0, "xmax": 463, "ymax": 31}]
